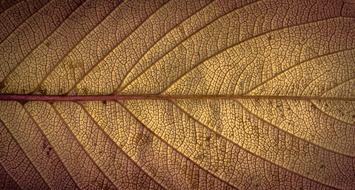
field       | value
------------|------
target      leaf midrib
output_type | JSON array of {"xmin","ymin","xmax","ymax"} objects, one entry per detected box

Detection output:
[{"xmin": 0, "ymin": 94, "xmax": 353, "ymax": 102}]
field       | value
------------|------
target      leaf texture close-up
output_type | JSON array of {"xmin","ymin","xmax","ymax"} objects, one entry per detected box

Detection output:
[{"xmin": 0, "ymin": 0, "xmax": 354, "ymax": 189}]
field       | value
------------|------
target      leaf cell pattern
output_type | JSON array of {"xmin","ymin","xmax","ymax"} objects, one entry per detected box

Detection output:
[{"xmin": 0, "ymin": 0, "xmax": 354, "ymax": 189}]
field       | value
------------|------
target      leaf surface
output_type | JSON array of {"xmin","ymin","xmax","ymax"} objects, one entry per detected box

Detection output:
[{"xmin": 0, "ymin": 0, "xmax": 354, "ymax": 189}]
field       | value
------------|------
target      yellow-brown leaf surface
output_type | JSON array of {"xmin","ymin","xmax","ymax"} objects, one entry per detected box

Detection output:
[{"xmin": 0, "ymin": 0, "xmax": 354, "ymax": 189}]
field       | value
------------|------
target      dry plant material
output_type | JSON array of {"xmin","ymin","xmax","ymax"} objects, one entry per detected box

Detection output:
[{"xmin": 0, "ymin": 0, "xmax": 355, "ymax": 189}]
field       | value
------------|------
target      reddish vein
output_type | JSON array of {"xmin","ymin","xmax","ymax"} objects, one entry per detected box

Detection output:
[{"xmin": 0, "ymin": 94, "xmax": 353, "ymax": 102}]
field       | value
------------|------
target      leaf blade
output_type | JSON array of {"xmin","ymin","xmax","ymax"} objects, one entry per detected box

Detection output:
[{"xmin": 0, "ymin": 0, "xmax": 354, "ymax": 189}]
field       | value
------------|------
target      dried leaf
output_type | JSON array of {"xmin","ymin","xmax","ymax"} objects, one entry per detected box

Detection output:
[{"xmin": 0, "ymin": 0, "xmax": 354, "ymax": 189}]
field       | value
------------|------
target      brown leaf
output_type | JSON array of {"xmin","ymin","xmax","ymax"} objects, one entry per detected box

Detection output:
[{"xmin": 0, "ymin": 0, "xmax": 354, "ymax": 189}]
